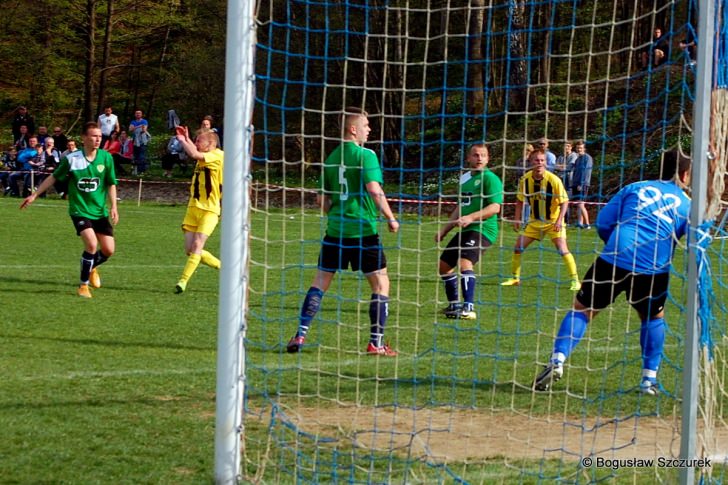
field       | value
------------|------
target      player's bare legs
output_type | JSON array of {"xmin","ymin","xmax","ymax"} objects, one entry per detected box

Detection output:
[{"xmin": 78, "ymin": 229, "xmax": 115, "ymax": 296}]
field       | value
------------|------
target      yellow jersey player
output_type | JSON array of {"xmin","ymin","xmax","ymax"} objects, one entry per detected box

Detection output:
[
  {"xmin": 501, "ymin": 148, "xmax": 580, "ymax": 291},
  {"xmin": 174, "ymin": 127, "xmax": 224, "ymax": 293}
]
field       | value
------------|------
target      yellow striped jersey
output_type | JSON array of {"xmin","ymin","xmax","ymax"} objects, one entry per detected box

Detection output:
[
  {"xmin": 188, "ymin": 148, "xmax": 224, "ymax": 215},
  {"xmin": 517, "ymin": 170, "xmax": 568, "ymax": 223}
]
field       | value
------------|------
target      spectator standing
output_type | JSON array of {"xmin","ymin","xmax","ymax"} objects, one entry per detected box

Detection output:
[
  {"xmin": 98, "ymin": 106, "xmax": 120, "ymax": 147},
  {"xmin": 129, "ymin": 110, "xmax": 150, "ymax": 175},
  {"xmin": 103, "ymin": 131, "xmax": 125, "ymax": 175},
  {"xmin": 556, "ymin": 142, "xmax": 578, "ymax": 190},
  {"xmin": 162, "ymin": 129, "xmax": 188, "ymax": 177},
  {"xmin": 537, "ymin": 138, "xmax": 557, "ymax": 171},
  {"xmin": 11, "ymin": 106, "xmax": 35, "ymax": 142},
  {"xmin": 14, "ymin": 125, "xmax": 31, "ymax": 150},
  {"xmin": 52, "ymin": 127, "xmax": 69, "ymax": 153},
  {"xmin": 571, "ymin": 141, "xmax": 594, "ymax": 228}
]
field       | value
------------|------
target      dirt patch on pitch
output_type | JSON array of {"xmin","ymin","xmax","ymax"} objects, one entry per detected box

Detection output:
[{"xmin": 259, "ymin": 405, "xmax": 728, "ymax": 463}]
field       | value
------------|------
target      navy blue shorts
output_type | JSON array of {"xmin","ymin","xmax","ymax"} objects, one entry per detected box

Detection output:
[{"xmin": 318, "ymin": 234, "xmax": 387, "ymax": 274}]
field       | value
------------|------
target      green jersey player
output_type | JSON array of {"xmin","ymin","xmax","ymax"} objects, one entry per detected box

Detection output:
[
  {"xmin": 21, "ymin": 122, "xmax": 118, "ymax": 298},
  {"xmin": 435, "ymin": 143, "xmax": 503, "ymax": 319},
  {"xmin": 287, "ymin": 107, "xmax": 400, "ymax": 356}
]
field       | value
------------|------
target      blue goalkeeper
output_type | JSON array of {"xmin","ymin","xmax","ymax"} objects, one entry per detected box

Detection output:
[{"xmin": 534, "ymin": 150, "xmax": 691, "ymax": 395}]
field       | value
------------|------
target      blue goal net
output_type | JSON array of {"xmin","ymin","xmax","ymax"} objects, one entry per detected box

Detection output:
[{"xmin": 241, "ymin": 0, "xmax": 728, "ymax": 482}]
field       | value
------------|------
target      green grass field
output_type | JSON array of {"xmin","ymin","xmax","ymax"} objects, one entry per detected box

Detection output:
[{"xmin": 1, "ymin": 196, "xmax": 725, "ymax": 484}]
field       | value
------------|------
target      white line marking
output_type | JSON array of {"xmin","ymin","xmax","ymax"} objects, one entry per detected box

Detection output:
[{"xmin": 14, "ymin": 368, "xmax": 215, "ymax": 382}]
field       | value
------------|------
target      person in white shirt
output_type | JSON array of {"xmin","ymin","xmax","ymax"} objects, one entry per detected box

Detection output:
[{"xmin": 97, "ymin": 106, "xmax": 120, "ymax": 147}]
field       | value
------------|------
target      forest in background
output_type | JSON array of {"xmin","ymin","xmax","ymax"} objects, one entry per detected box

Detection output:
[
  {"xmin": 1, "ymin": 0, "xmax": 696, "ymax": 194},
  {"xmin": 0, "ymin": 0, "xmax": 225, "ymax": 139}
]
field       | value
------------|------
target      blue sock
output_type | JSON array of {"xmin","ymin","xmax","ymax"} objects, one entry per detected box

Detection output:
[
  {"xmin": 553, "ymin": 310, "xmax": 589, "ymax": 360},
  {"xmin": 297, "ymin": 287, "xmax": 324, "ymax": 337},
  {"xmin": 80, "ymin": 251, "xmax": 95, "ymax": 284},
  {"xmin": 640, "ymin": 317, "xmax": 665, "ymax": 375},
  {"xmin": 461, "ymin": 270, "xmax": 476, "ymax": 311},
  {"xmin": 369, "ymin": 294, "xmax": 389, "ymax": 347},
  {"xmin": 441, "ymin": 273, "xmax": 459, "ymax": 305}
]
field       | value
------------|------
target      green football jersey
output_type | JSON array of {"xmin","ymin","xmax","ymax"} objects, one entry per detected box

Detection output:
[
  {"xmin": 322, "ymin": 141, "xmax": 383, "ymax": 238},
  {"xmin": 53, "ymin": 149, "xmax": 117, "ymax": 219},
  {"xmin": 458, "ymin": 168, "xmax": 503, "ymax": 243}
]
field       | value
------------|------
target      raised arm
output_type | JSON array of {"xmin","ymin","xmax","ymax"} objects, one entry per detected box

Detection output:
[{"xmin": 175, "ymin": 127, "xmax": 206, "ymax": 161}]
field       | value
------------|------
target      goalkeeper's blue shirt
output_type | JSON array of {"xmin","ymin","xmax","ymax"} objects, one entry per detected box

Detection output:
[{"xmin": 596, "ymin": 179, "xmax": 690, "ymax": 274}]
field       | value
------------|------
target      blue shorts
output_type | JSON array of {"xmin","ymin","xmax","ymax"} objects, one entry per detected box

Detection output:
[{"xmin": 318, "ymin": 234, "xmax": 387, "ymax": 274}]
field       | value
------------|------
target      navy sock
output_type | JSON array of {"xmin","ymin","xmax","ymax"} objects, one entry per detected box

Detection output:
[
  {"xmin": 441, "ymin": 273, "xmax": 459, "ymax": 305},
  {"xmin": 369, "ymin": 294, "xmax": 389, "ymax": 347},
  {"xmin": 461, "ymin": 270, "xmax": 476, "ymax": 311},
  {"xmin": 297, "ymin": 287, "xmax": 324, "ymax": 337},
  {"xmin": 94, "ymin": 250, "xmax": 109, "ymax": 267},
  {"xmin": 80, "ymin": 251, "xmax": 95, "ymax": 284}
]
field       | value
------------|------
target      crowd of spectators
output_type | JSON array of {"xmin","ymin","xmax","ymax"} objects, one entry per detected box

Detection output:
[{"xmin": 2, "ymin": 105, "xmax": 222, "ymax": 197}]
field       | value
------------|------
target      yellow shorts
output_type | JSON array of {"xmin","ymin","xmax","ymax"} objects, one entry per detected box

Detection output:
[
  {"xmin": 521, "ymin": 221, "xmax": 566, "ymax": 241},
  {"xmin": 182, "ymin": 206, "xmax": 219, "ymax": 236}
]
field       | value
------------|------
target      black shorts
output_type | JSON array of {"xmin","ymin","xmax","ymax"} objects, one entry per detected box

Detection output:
[
  {"xmin": 71, "ymin": 216, "xmax": 114, "ymax": 237},
  {"xmin": 439, "ymin": 231, "xmax": 492, "ymax": 268},
  {"xmin": 576, "ymin": 257, "xmax": 670, "ymax": 318},
  {"xmin": 318, "ymin": 234, "xmax": 387, "ymax": 274},
  {"xmin": 571, "ymin": 186, "xmax": 589, "ymax": 201}
]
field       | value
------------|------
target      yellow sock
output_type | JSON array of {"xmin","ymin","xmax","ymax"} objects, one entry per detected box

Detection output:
[
  {"xmin": 511, "ymin": 252, "xmax": 522, "ymax": 279},
  {"xmin": 562, "ymin": 252, "xmax": 578, "ymax": 280},
  {"xmin": 179, "ymin": 253, "xmax": 202, "ymax": 284},
  {"xmin": 200, "ymin": 250, "xmax": 221, "ymax": 269}
]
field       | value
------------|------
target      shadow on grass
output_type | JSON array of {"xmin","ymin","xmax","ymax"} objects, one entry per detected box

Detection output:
[{"xmin": 0, "ymin": 332, "xmax": 213, "ymax": 352}]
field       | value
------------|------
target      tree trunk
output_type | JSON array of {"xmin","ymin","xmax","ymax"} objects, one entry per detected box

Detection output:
[
  {"xmin": 508, "ymin": 0, "xmax": 528, "ymax": 112},
  {"xmin": 83, "ymin": 0, "xmax": 97, "ymax": 123},
  {"xmin": 437, "ymin": 0, "xmax": 449, "ymax": 113},
  {"xmin": 147, "ymin": 23, "xmax": 173, "ymax": 121},
  {"xmin": 96, "ymin": 0, "xmax": 115, "ymax": 116},
  {"xmin": 466, "ymin": 0, "xmax": 485, "ymax": 115}
]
